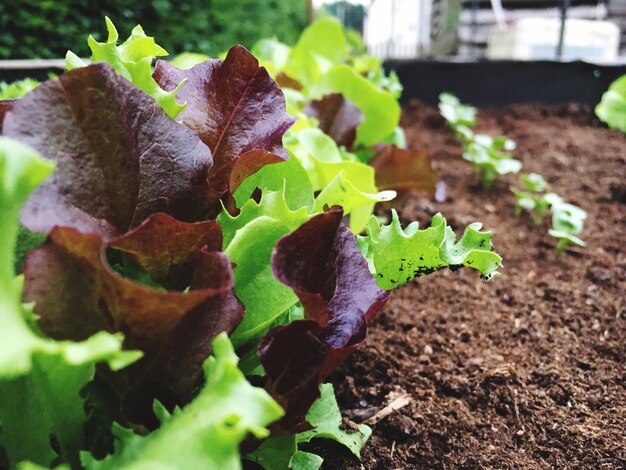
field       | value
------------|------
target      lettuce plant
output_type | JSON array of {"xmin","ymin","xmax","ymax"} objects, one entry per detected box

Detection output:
[
  {"xmin": 180, "ymin": 17, "xmax": 403, "ymax": 147},
  {"xmin": 270, "ymin": 18, "xmax": 437, "ymax": 211},
  {"xmin": 595, "ymin": 74, "xmax": 626, "ymax": 133},
  {"xmin": 440, "ymin": 92, "xmax": 522, "ymax": 189},
  {"xmin": 174, "ymin": 18, "xmax": 436, "ymax": 201},
  {"xmin": 253, "ymin": 17, "xmax": 403, "ymax": 148},
  {"xmin": 0, "ymin": 19, "xmax": 503, "ymax": 469}
]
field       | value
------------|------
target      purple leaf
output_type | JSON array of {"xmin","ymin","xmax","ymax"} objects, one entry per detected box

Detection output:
[
  {"xmin": 153, "ymin": 45, "xmax": 295, "ymax": 197},
  {"xmin": 109, "ymin": 212, "xmax": 223, "ymax": 290},
  {"xmin": 3, "ymin": 63, "xmax": 213, "ymax": 240},
  {"xmin": 22, "ymin": 213, "xmax": 243, "ymax": 407},
  {"xmin": 370, "ymin": 144, "xmax": 437, "ymax": 197},
  {"xmin": 303, "ymin": 93, "xmax": 364, "ymax": 149},
  {"xmin": 23, "ymin": 213, "xmax": 237, "ymax": 347},
  {"xmin": 260, "ymin": 210, "xmax": 389, "ymax": 431}
]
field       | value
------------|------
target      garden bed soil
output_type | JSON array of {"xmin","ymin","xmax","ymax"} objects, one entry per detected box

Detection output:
[{"xmin": 317, "ymin": 102, "xmax": 626, "ymax": 469}]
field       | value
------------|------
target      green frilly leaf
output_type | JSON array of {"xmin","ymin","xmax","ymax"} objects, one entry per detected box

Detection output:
[
  {"xmin": 82, "ymin": 334, "xmax": 283, "ymax": 470},
  {"xmin": 297, "ymin": 383, "xmax": 371, "ymax": 458},
  {"xmin": 359, "ymin": 210, "xmax": 502, "ymax": 290},
  {"xmin": 220, "ymin": 187, "xmax": 310, "ymax": 346},
  {"xmin": 286, "ymin": 128, "xmax": 395, "ymax": 232},
  {"xmin": 66, "ymin": 17, "xmax": 185, "ymax": 119},
  {"xmin": 246, "ymin": 383, "xmax": 369, "ymax": 469},
  {"xmin": 0, "ymin": 137, "xmax": 140, "ymax": 468},
  {"xmin": 283, "ymin": 17, "xmax": 349, "ymax": 89}
]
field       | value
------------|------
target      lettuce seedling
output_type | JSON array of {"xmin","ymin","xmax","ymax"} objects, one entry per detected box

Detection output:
[
  {"xmin": 545, "ymin": 193, "xmax": 587, "ymax": 254},
  {"xmin": 441, "ymin": 94, "xmax": 586, "ymax": 254},
  {"xmin": 510, "ymin": 177, "xmax": 586, "ymax": 254},
  {"xmin": 439, "ymin": 92, "xmax": 476, "ymax": 137},
  {"xmin": 463, "ymin": 134, "xmax": 522, "ymax": 189},
  {"xmin": 510, "ymin": 173, "xmax": 551, "ymax": 225},
  {"xmin": 439, "ymin": 93, "xmax": 522, "ymax": 189}
]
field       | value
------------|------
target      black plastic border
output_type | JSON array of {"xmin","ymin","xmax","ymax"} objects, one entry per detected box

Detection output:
[
  {"xmin": 384, "ymin": 60, "xmax": 626, "ymax": 107},
  {"xmin": 0, "ymin": 61, "xmax": 64, "ymax": 83}
]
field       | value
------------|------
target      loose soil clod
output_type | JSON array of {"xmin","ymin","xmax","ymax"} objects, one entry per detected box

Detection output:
[{"xmin": 319, "ymin": 101, "xmax": 626, "ymax": 469}]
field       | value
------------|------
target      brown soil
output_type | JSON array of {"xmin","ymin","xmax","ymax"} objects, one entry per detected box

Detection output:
[{"xmin": 319, "ymin": 102, "xmax": 626, "ymax": 469}]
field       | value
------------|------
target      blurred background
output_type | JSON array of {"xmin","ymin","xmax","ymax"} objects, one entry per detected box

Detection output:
[
  {"xmin": 1, "ymin": 0, "xmax": 624, "ymax": 63},
  {"xmin": 319, "ymin": 0, "xmax": 626, "ymax": 62}
]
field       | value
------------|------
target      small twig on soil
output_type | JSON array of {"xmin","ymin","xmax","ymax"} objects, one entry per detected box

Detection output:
[
  {"xmin": 364, "ymin": 392, "xmax": 412, "ymax": 425},
  {"xmin": 513, "ymin": 392, "xmax": 521, "ymax": 423}
]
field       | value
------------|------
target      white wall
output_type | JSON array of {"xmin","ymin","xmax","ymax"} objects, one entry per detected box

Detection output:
[{"xmin": 364, "ymin": 0, "xmax": 427, "ymax": 58}]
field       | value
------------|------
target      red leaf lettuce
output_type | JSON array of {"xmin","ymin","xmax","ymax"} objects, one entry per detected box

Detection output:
[
  {"xmin": 303, "ymin": 93, "xmax": 364, "ymax": 149},
  {"xmin": 153, "ymin": 45, "xmax": 295, "ymax": 198},
  {"xmin": 22, "ymin": 213, "xmax": 242, "ymax": 410},
  {"xmin": 259, "ymin": 210, "xmax": 388, "ymax": 431},
  {"xmin": 2, "ymin": 63, "xmax": 213, "ymax": 240},
  {"xmin": 371, "ymin": 144, "xmax": 437, "ymax": 197}
]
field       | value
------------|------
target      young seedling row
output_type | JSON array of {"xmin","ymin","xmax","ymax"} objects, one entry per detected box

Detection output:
[{"xmin": 439, "ymin": 92, "xmax": 587, "ymax": 254}]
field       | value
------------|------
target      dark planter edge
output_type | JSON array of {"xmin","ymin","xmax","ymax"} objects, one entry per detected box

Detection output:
[
  {"xmin": 383, "ymin": 59, "xmax": 626, "ymax": 107},
  {"xmin": 0, "ymin": 59, "xmax": 66, "ymax": 83}
]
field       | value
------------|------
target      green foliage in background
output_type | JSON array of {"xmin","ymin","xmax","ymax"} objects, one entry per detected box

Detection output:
[
  {"xmin": 0, "ymin": 78, "xmax": 39, "ymax": 100},
  {"xmin": 0, "ymin": 0, "xmax": 307, "ymax": 60}
]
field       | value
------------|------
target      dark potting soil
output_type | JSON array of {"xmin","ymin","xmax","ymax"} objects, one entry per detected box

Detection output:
[{"xmin": 316, "ymin": 102, "xmax": 626, "ymax": 469}]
